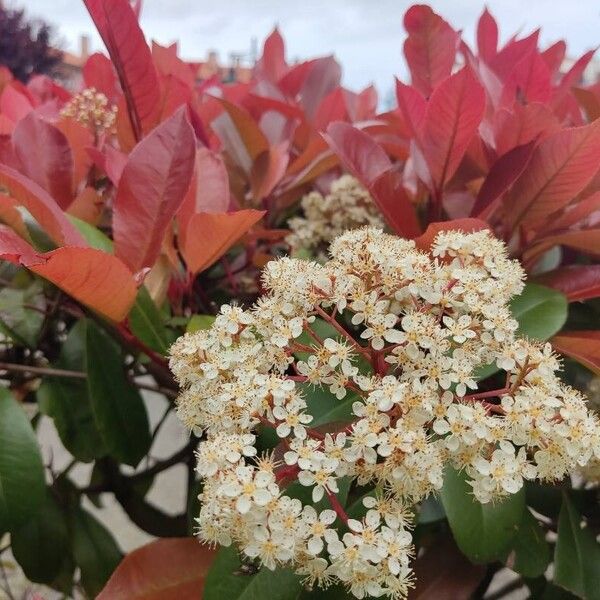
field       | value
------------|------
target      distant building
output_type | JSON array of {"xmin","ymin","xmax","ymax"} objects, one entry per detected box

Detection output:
[
  {"xmin": 53, "ymin": 34, "xmax": 89, "ymax": 90},
  {"xmin": 190, "ymin": 50, "xmax": 253, "ymax": 84},
  {"xmin": 53, "ymin": 36, "xmax": 254, "ymax": 91}
]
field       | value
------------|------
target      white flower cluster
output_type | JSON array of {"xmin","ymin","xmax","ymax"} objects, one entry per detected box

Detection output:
[
  {"xmin": 60, "ymin": 87, "xmax": 117, "ymax": 136},
  {"xmin": 287, "ymin": 175, "xmax": 385, "ymax": 256},
  {"xmin": 170, "ymin": 227, "xmax": 600, "ymax": 598}
]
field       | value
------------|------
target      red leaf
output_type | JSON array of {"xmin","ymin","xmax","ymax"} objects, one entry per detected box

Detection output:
[
  {"xmin": 13, "ymin": 113, "xmax": 74, "ymax": 209},
  {"xmin": 97, "ymin": 538, "xmax": 216, "ymax": 600},
  {"xmin": 83, "ymin": 0, "xmax": 161, "ymax": 140},
  {"xmin": 212, "ymin": 98, "xmax": 269, "ymax": 174},
  {"xmin": 324, "ymin": 122, "xmax": 391, "ymax": 186},
  {"xmin": 313, "ymin": 88, "xmax": 349, "ymax": 132},
  {"xmin": 504, "ymin": 118, "xmax": 600, "ymax": 228},
  {"xmin": 82, "ymin": 53, "xmax": 119, "ymax": 100},
  {"xmin": 324, "ymin": 123, "xmax": 421, "ymax": 237},
  {"xmin": 420, "ymin": 67, "xmax": 486, "ymax": 193},
  {"xmin": 490, "ymin": 30, "xmax": 539, "ymax": 80},
  {"xmin": 471, "ymin": 140, "xmax": 537, "ymax": 217},
  {"xmin": 477, "ymin": 8, "xmax": 498, "ymax": 63},
  {"xmin": 545, "ymin": 191, "xmax": 600, "ymax": 232},
  {"xmin": 541, "ymin": 41, "xmax": 567, "ymax": 76},
  {"xmin": 182, "ymin": 209, "xmax": 265, "ymax": 275},
  {"xmin": 494, "ymin": 102, "xmax": 559, "ymax": 156},
  {"xmin": 278, "ymin": 60, "xmax": 316, "ymax": 98},
  {"xmin": 553, "ymin": 49, "xmax": 596, "ymax": 106},
  {"xmin": 298, "ymin": 57, "xmax": 342, "ymax": 121},
  {"xmin": 255, "ymin": 28, "xmax": 287, "ymax": 83},
  {"xmin": 0, "ymin": 226, "xmax": 136, "ymax": 321},
  {"xmin": 395, "ymin": 80, "xmax": 426, "ymax": 139},
  {"xmin": 501, "ymin": 50, "xmax": 551, "ymax": 106},
  {"xmin": 113, "ymin": 108, "xmax": 196, "ymax": 272},
  {"xmin": 529, "ymin": 229, "xmax": 600, "ymax": 257},
  {"xmin": 349, "ymin": 86, "xmax": 378, "ymax": 121},
  {"xmin": 369, "ymin": 169, "xmax": 422, "ymax": 238},
  {"xmin": 573, "ymin": 85, "xmax": 600, "ymax": 122},
  {"xmin": 250, "ymin": 144, "xmax": 289, "ymax": 201},
  {"xmin": 415, "ymin": 218, "xmax": 489, "ymax": 251},
  {"xmin": 0, "ymin": 165, "xmax": 84, "ymax": 246},
  {"xmin": 551, "ymin": 331, "xmax": 600, "ymax": 374},
  {"xmin": 55, "ymin": 119, "xmax": 94, "ymax": 190},
  {"xmin": 177, "ymin": 147, "xmax": 230, "ymax": 248},
  {"xmin": 152, "ymin": 42, "xmax": 195, "ymax": 89},
  {"xmin": 0, "ymin": 85, "xmax": 33, "ymax": 123},
  {"xmin": 403, "ymin": 5, "xmax": 459, "ymax": 96},
  {"xmin": 536, "ymin": 266, "xmax": 600, "ymax": 302}
]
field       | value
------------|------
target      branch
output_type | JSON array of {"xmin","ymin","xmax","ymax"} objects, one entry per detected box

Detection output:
[{"xmin": 0, "ymin": 362, "xmax": 85, "ymax": 379}]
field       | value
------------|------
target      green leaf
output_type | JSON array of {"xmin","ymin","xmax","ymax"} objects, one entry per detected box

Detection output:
[
  {"xmin": 300, "ymin": 383, "xmax": 356, "ymax": 427},
  {"xmin": 72, "ymin": 507, "xmax": 123, "ymax": 598},
  {"xmin": 68, "ymin": 215, "xmax": 114, "ymax": 253},
  {"xmin": 554, "ymin": 494, "xmax": 600, "ymax": 599},
  {"xmin": 203, "ymin": 546, "xmax": 303, "ymax": 600},
  {"xmin": 38, "ymin": 321, "xmax": 106, "ymax": 462},
  {"xmin": 187, "ymin": 314, "xmax": 216, "ymax": 333},
  {"xmin": 440, "ymin": 466, "xmax": 525, "ymax": 563},
  {"xmin": 0, "ymin": 284, "xmax": 45, "ymax": 347},
  {"xmin": 476, "ymin": 283, "xmax": 568, "ymax": 381},
  {"xmin": 512, "ymin": 509, "xmax": 550, "ymax": 578},
  {"xmin": 86, "ymin": 320, "xmax": 151, "ymax": 467},
  {"xmin": 0, "ymin": 387, "xmax": 45, "ymax": 531},
  {"xmin": 129, "ymin": 286, "xmax": 170, "ymax": 354},
  {"xmin": 11, "ymin": 488, "xmax": 70, "ymax": 583},
  {"xmin": 509, "ymin": 283, "xmax": 567, "ymax": 341}
]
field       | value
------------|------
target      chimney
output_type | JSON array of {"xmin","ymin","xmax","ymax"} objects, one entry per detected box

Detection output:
[{"xmin": 80, "ymin": 35, "xmax": 90, "ymax": 60}]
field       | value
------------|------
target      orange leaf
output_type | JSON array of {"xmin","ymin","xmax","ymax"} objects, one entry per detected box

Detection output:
[
  {"xmin": 97, "ymin": 538, "xmax": 216, "ymax": 600},
  {"xmin": 414, "ymin": 218, "xmax": 489, "ymax": 252},
  {"xmin": 212, "ymin": 98, "xmax": 269, "ymax": 173},
  {"xmin": 0, "ymin": 226, "xmax": 136, "ymax": 321},
  {"xmin": 0, "ymin": 165, "xmax": 85, "ymax": 246},
  {"xmin": 551, "ymin": 331, "xmax": 600, "ymax": 375},
  {"xmin": 0, "ymin": 193, "xmax": 30, "ymax": 240},
  {"xmin": 182, "ymin": 209, "xmax": 265, "ymax": 275},
  {"xmin": 67, "ymin": 186, "xmax": 104, "ymax": 225}
]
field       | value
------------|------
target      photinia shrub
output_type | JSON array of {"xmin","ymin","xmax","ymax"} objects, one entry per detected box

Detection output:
[{"xmin": 0, "ymin": 0, "xmax": 597, "ymax": 598}]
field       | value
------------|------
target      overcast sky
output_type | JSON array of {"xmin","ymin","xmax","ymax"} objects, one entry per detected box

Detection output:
[{"xmin": 11, "ymin": 0, "xmax": 600, "ymax": 102}]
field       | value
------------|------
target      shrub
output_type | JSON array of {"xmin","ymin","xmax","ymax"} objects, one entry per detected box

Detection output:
[{"xmin": 0, "ymin": 0, "xmax": 598, "ymax": 598}]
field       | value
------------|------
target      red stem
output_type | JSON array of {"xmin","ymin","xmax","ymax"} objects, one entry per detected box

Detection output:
[{"xmin": 326, "ymin": 489, "xmax": 349, "ymax": 524}]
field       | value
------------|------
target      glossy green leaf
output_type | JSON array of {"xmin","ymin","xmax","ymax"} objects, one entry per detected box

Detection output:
[
  {"xmin": 476, "ymin": 283, "xmax": 568, "ymax": 381},
  {"xmin": 203, "ymin": 546, "xmax": 303, "ymax": 600},
  {"xmin": 509, "ymin": 283, "xmax": 567, "ymax": 341},
  {"xmin": 0, "ymin": 387, "xmax": 45, "ymax": 531},
  {"xmin": 129, "ymin": 285, "xmax": 170, "ymax": 354},
  {"xmin": 86, "ymin": 320, "xmax": 151, "ymax": 467},
  {"xmin": 512, "ymin": 509, "xmax": 550, "ymax": 578},
  {"xmin": 73, "ymin": 507, "xmax": 123, "ymax": 598},
  {"xmin": 187, "ymin": 314, "xmax": 217, "ymax": 333},
  {"xmin": 0, "ymin": 284, "xmax": 45, "ymax": 347},
  {"xmin": 11, "ymin": 488, "xmax": 70, "ymax": 583},
  {"xmin": 68, "ymin": 215, "xmax": 114, "ymax": 253},
  {"xmin": 554, "ymin": 495, "xmax": 600, "ymax": 598},
  {"xmin": 38, "ymin": 320, "xmax": 106, "ymax": 462},
  {"xmin": 300, "ymin": 383, "xmax": 357, "ymax": 427},
  {"xmin": 440, "ymin": 466, "xmax": 525, "ymax": 563}
]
